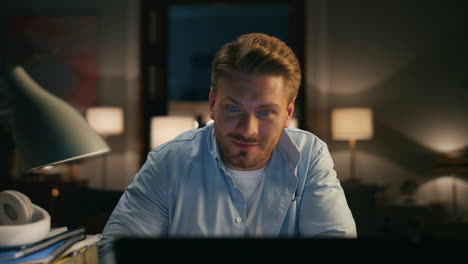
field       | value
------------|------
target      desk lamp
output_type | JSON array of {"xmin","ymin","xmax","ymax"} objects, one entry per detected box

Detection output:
[
  {"xmin": 86, "ymin": 107, "xmax": 124, "ymax": 188},
  {"xmin": 1, "ymin": 66, "xmax": 110, "ymax": 172},
  {"xmin": 331, "ymin": 107, "xmax": 373, "ymax": 181}
]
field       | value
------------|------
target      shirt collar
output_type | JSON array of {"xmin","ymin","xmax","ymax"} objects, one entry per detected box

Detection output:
[{"xmin": 278, "ymin": 129, "xmax": 301, "ymax": 170}]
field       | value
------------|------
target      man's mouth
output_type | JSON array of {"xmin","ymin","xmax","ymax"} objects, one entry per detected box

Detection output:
[{"xmin": 231, "ymin": 139, "xmax": 259, "ymax": 150}]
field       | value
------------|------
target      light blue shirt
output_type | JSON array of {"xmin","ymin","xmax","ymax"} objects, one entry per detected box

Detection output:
[{"xmin": 98, "ymin": 123, "xmax": 356, "ymax": 263}]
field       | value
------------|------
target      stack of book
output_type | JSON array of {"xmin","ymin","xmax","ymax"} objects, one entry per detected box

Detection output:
[{"xmin": 0, "ymin": 226, "xmax": 101, "ymax": 264}]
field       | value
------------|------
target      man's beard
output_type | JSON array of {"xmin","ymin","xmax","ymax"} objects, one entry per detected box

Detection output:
[{"xmin": 214, "ymin": 127, "xmax": 281, "ymax": 170}]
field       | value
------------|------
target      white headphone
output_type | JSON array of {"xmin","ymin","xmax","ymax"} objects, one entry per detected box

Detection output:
[
  {"xmin": 0, "ymin": 190, "xmax": 51, "ymax": 246},
  {"xmin": 0, "ymin": 190, "xmax": 35, "ymax": 225}
]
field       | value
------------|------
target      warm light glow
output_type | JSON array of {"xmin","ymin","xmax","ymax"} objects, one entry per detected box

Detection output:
[
  {"xmin": 419, "ymin": 126, "xmax": 468, "ymax": 154},
  {"xmin": 51, "ymin": 188, "xmax": 60, "ymax": 197},
  {"xmin": 414, "ymin": 176, "xmax": 468, "ymax": 215},
  {"xmin": 331, "ymin": 107, "xmax": 373, "ymax": 140},
  {"xmin": 289, "ymin": 117, "xmax": 298, "ymax": 128},
  {"xmin": 86, "ymin": 107, "xmax": 124, "ymax": 136},
  {"xmin": 380, "ymin": 106, "xmax": 468, "ymax": 155},
  {"xmin": 150, "ymin": 116, "xmax": 197, "ymax": 149},
  {"xmin": 168, "ymin": 101, "xmax": 211, "ymax": 125},
  {"xmin": 202, "ymin": 115, "xmax": 213, "ymax": 126}
]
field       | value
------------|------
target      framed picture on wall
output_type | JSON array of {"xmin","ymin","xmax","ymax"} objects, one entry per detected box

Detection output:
[{"xmin": 4, "ymin": 14, "xmax": 99, "ymax": 112}]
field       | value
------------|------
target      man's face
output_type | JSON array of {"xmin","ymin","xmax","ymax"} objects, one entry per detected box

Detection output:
[{"xmin": 209, "ymin": 72, "xmax": 295, "ymax": 171}]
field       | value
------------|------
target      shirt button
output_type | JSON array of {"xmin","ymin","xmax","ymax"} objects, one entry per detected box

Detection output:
[{"xmin": 235, "ymin": 217, "xmax": 242, "ymax": 223}]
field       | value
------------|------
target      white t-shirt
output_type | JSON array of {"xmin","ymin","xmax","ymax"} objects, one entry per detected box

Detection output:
[{"xmin": 227, "ymin": 167, "xmax": 265, "ymax": 236}]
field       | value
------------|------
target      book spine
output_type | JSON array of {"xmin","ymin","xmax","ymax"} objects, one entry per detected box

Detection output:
[{"xmin": 47, "ymin": 234, "xmax": 87, "ymax": 263}]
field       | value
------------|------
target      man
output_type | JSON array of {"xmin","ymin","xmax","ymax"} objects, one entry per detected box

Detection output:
[{"xmin": 98, "ymin": 33, "xmax": 356, "ymax": 262}]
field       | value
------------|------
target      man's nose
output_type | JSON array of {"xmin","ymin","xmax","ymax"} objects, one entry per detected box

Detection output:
[{"xmin": 237, "ymin": 113, "xmax": 259, "ymax": 139}]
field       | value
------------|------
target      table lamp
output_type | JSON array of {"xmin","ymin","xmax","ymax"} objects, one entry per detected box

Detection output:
[
  {"xmin": 86, "ymin": 107, "xmax": 124, "ymax": 188},
  {"xmin": 331, "ymin": 107, "xmax": 373, "ymax": 181},
  {"xmin": 436, "ymin": 154, "xmax": 468, "ymax": 220},
  {"xmin": 1, "ymin": 66, "xmax": 110, "ymax": 172},
  {"xmin": 86, "ymin": 107, "xmax": 124, "ymax": 137},
  {"xmin": 150, "ymin": 116, "xmax": 197, "ymax": 149},
  {"xmin": 289, "ymin": 117, "xmax": 298, "ymax": 128}
]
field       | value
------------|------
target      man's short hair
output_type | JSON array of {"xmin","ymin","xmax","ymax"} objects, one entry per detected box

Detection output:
[{"xmin": 211, "ymin": 33, "xmax": 301, "ymax": 103}]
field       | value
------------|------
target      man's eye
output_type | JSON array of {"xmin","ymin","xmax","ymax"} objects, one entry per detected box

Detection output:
[
  {"xmin": 227, "ymin": 105, "xmax": 240, "ymax": 112},
  {"xmin": 257, "ymin": 110, "xmax": 272, "ymax": 116}
]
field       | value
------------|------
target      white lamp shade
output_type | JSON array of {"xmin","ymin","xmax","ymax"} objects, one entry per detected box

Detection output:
[
  {"xmin": 331, "ymin": 107, "xmax": 373, "ymax": 140},
  {"xmin": 151, "ymin": 116, "xmax": 197, "ymax": 149},
  {"xmin": 86, "ymin": 107, "xmax": 124, "ymax": 136}
]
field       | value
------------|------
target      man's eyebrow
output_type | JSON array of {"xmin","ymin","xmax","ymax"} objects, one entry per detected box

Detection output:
[
  {"xmin": 257, "ymin": 103, "xmax": 281, "ymax": 109},
  {"xmin": 224, "ymin": 97, "xmax": 280, "ymax": 109},
  {"xmin": 225, "ymin": 97, "xmax": 242, "ymax": 105}
]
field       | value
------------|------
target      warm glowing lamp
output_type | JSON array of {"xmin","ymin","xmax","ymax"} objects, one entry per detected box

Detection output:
[
  {"xmin": 436, "ymin": 154, "xmax": 468, "ymax": 220},
  {"xmin": 86, "ymin": 107, "xmax": 124, "ymax": 137},
  {"xmin": 289, "ymin": 117, "xmax": 298, "ymax": 128},
  {"xmin": 1, "ymin": 66, "xmax": 110, "ymax": 171},
  {"xmin": 86, "ymin": 107, "xmax": 124, "ymax": 188},
  {"xmin": 331, "ymin": 107, "xmax": 373, "ymax": 181},
  {"xmin": 150, "ymin": 116, "xmax": 197, "ymax": 149}
]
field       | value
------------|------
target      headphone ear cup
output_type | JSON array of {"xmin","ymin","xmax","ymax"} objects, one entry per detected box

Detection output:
[
  {"xmin": 13, "ymin": 191, "xmax": 35, "ymax": 223},
  {"xmin": 0, "ymin": 190, "xmax": 35, "ymax": 225}
]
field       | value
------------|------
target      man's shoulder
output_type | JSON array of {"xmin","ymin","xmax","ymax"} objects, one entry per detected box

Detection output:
[
  {"xmin": 149, "ymin": 125, "xmax": 212, "ymax": 158},
  {"xmin": 285, "ymin": 127, "xmax": 326, "ymax": 146}
]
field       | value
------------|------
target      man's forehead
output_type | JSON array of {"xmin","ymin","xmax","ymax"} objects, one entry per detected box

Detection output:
[
  {"xmin": 217, "ymin": 72, "xmax": 285, "ymax": 93},
  {"xmin": 215, "ymin": 76, "xmax": 289, "ymax": 108}
]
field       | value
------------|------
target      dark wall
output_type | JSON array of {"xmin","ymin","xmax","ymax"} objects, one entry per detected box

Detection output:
[
  {"xmin": 305, "ymin": 0, "xmax": 468, "ymax": 216},
  {"xmin": 168, "ymin": 5, "xmax": 289, "ymax": 101}
]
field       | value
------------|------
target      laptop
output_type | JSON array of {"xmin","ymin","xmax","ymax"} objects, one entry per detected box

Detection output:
[{"xmin": 113, "ymin": 236, "xmax": 441, "ymax": 263}]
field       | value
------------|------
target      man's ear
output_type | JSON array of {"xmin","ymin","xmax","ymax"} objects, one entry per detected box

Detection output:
[
  {"xmin": 209, "ymin": 88, "xmax": 216, "ymax": 120},
  {"xmin": 285, "ymin": 97, "xmax": 296, "ymax": 128}
]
